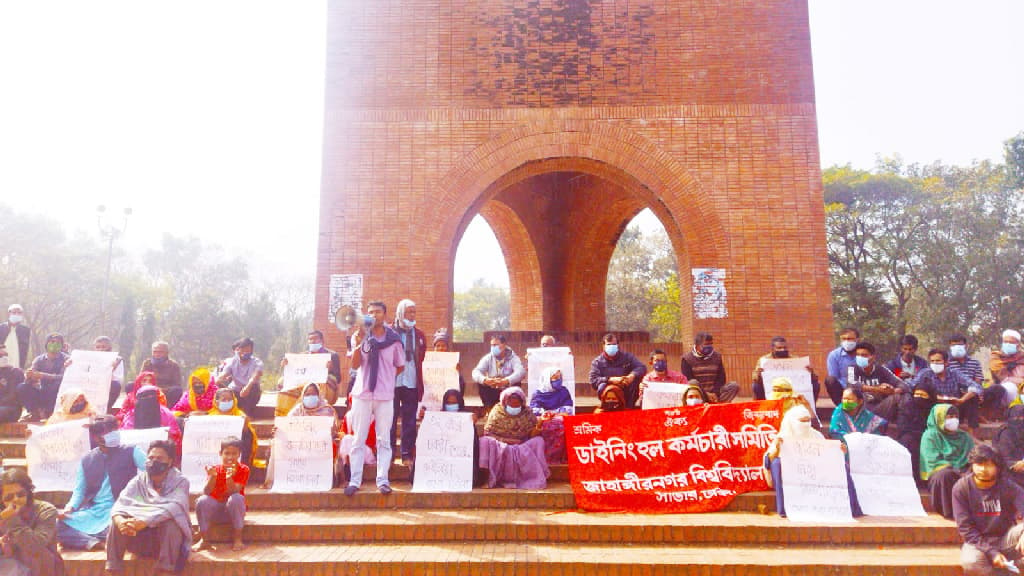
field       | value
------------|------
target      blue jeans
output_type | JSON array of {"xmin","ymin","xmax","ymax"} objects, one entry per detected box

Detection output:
[{"xmin": 58, "ymin": 519, "xmax": 108, "ymax": 550}]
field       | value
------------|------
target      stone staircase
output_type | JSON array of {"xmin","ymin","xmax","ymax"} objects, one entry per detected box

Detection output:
[{"xmin": 3, "ymin": 395, "xmax": 970, "ymax": 575}]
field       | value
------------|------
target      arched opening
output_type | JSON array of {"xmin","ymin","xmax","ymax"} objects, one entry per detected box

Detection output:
[
  {"xmin": 452, "ymin": 215, "xmax": 512, "ymax": 342},
  {"xmin": 605, "ymin": 209, "xmax": 682, "ymax": 342}
]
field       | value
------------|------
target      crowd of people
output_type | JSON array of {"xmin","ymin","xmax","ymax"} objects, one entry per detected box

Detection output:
[{"xmin": 4, "ymin": 300, "xmax": 1024, "ymax": 574}]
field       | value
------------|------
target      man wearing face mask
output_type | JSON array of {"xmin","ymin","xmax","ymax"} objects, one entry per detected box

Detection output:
[
  {"xmin": 473, "ymin": 335, "xmax": 526, "ymax": 410},
  {"xmin": 990, "ymin": 329, "xmax": 1024, "ymax": 418},
  {"xmin": 639, "ymin": 349, "xmax": 687, "ymax": 407},
  {"xmin": 57, "ymin": 416, "xmax": 146, "ymax": 551},
  {"xmin": 138, "ymin": 341, "xmax": 184, "ymax": 407},
  {"xmin": 106, "ymin": 440, "xmax": 191, "ymax": 574},
  {"xmin": 751, "ymin": 336, "xmax": 821, "ymax": 401},
  {"xmin": 884, "ymin": 334, "xmax": 929, "ymax": 383},
  {"xmin": 680, "ymin": 332, "xmax": 739, "ymax": 404},
  {"xmin": 589, "ymin": 333, "xmax": 646, "ymax": 409},
  {"xmin": 848, "ymin": 341, "xmax": 908, "ymax": 422},
  {"xmin": 825, "ymin": 327, "xmax": 861, "ymax": 406},
  {"xmin": 391, "ymin": 299, "xmax": 427, "ymax": 467},
  {"xmin": 18, "ymin": 332, "xmax": 69, "ymax": 422},
  {"xmin": 216, "ymin": 337, "xmax": 264, "ymax": 419},
  {"xmin": 277, "ymin": 330, "xmax": 341, "ymax": 409},
  {"xmin": 0, "ymin": 304, "xmax": 30, "ymax": 370},
  {"xmin": 0, "ymin": 346, "xmax": 25, "ymax": 423},
  {"xmin": 911, "ymin": 349, "xmax": 982, "ymax": 433}
]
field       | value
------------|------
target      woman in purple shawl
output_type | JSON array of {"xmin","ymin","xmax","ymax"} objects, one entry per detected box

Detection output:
[
  {"xmin": 529, "ymin": 367, "xmax": 573, "ymax": 464},
  {"xmin": 478, "ymin": 387, "xmax": 550, "ymax": 489}
]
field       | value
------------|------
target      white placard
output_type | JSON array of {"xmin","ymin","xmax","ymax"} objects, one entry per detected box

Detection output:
[
  {"xmin": 641, "ymin": 381, "xmax": 687, "ymax": 410},
  {"xmin": 271, "ymin": 416, "xmax": 335, "ymax": 493},
  {"xmin": 526, "ymin": 347, "xmax": 575, "ymax": 414},
  {"xmin": 422, "ymin": 361, "xmax": 461, "ymax": 412},
  {"xmin": 780, "ymin": 437, "xmax": 854, "ymax": 522},
  {"xmin": 283, "ymin": 354, "xmax": 330, "ymax": 389},
  {"xmin": 412, "ymin": 411, "xmax": 475, "ymax": 493},
  {"xmin": 424, "ymin": 352, "xmax": 459, "ymax": 367},
  {"xmin": 845, "ymin": 432, "xmax": 927, "ymax": 517},
  {"xmin": 118, "ymin": 427, "xmax": 169, "ymax": 450},
  {"xmin": 181, "ymin": 415, "xmax": 244, "ymax": 493},
  {"xmin": 58, "ymin": 350, "xmax": 117, "ymax": 414},
  {"xmin": 762, "ymin": 356, "xmax": 817, "ymax": 423},
  {"xmin": 26, "ymin": 420, "xmax": 91, "ymax": 491}
]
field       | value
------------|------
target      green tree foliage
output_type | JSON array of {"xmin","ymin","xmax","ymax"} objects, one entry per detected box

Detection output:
[
  {"xmin": 453, "ymin": 279, "xmax": 510, "ymax": 342},
  {"xmin": 605, "ymin": 224, "xmax": 680, "ymax": 340},
  {"xmin": 1006, "ymin": 131, "xmax": 1024, "ymax": 191}
]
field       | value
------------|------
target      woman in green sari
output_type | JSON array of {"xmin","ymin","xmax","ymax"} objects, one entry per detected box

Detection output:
[
  {"xmin": 829, "ymin": 387, "xmax": 887, "ymax": 444},
  {"xmin": 920, "ymin": 403, "xmax": 974, "ymax": 519}
]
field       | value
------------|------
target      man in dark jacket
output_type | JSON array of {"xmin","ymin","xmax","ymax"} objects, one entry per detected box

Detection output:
[
  {"xmin": 0, "ymin": 304, "xmax": 30, "ymax": 369},
  {"xmin": 0, "ymin": 345, "xmax": 24, "ymax": 423},
  {"xmin": 681, "ymin": 332, "xmax": 740, "ymax": 403},
  {"xmin": 589, "ymin": 333, "xmax": 646, "ymax": 409}
]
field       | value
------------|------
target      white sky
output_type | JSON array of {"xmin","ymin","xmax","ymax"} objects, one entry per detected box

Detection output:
[{"xmin": 1, "ymin": 1, "xmax": 1022, "ymax": 291}]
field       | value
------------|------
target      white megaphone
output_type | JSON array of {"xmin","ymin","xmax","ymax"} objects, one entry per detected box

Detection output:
[{"xmin": 333, "ymin": 305, "xmax": 360, "ymax": 332}]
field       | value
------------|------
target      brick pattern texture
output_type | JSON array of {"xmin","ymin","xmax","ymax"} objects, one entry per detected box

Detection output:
[{"xmin": 315, "ymin": 0, "xmax": 834, "ymax": 377}]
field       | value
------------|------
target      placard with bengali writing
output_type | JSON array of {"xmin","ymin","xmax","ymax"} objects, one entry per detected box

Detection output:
[
  {"xmin": 761, "ymin": 356, "xmax": 817, "ymax": 423},
  {"xmin": 118, "ymin": 427, "xmax": 168, "ymax": 450},
  {"xmin": 26, "ymin": 420, "xmax": 91, "ymax": 492},
  {"xmin": 271, "ymin": 416, "xmax": 335, "ymax": 493},
  {"xmin": 282, "ymin": 354, "xmax": 330, "ymax": 389},
  {"xmin": 422, "ymin": 357, "xmax": 461, "ymax": 412},
  {"xmin": 565, "ymin": 400, "xmax": 782, "ymax": 513},
  {"xmin": 780, "ymin": 437, "xmax": 854, "ymax": 522},
  {"xmin": 641, "ymin": 382, "xmax": 687, "ymax": 410},
  {"xmin": 58, "ymin": 350, "xmax": 117, "ymax": 414},
  {"xmin": 845, "ymin": 432, "xmax": 926, "ymax": 517},
  {"xmin": 181, "ymin": 415, "xmax": 244, "ymax": 494},
  {"xmin": 412, "ymin": 411, "xmax": 475, "ymax": 492}
]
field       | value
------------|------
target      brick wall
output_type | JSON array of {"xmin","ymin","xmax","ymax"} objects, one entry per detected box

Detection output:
[{"xmin": 316, "ymin": 0, "xmax": 834, "ymax": 384}]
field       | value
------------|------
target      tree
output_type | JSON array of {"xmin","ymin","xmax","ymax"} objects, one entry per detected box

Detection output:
[
  {"xmin": 1006, "ymin": 131, "xmax": 1024, "ymax": 191},
  {"xmin": 453, "ymin": 279, "xmax": 510, "ymax": 342},
  {"xmin": 605, "ymin": 224, "xmax": 680, "ymax": 339}
]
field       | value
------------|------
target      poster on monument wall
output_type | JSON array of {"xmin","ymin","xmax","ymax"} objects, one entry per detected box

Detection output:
[
  {"xmin": 58, "ymin": 350, "xmax": 117, "ymax": 415},
  {"xmin": 692, "ymin": 268, "xmax": 728, "ymax": 319},
  {"xmin": 328, "ymin": 274, "xmax": 363, "ymax": 324},
  {"xmin": 845, "ymin": 432, "xmax": 926, "ymax": 517},
  {"xmin": 565, "ymin": 400, "xmax": 782, "ymax": 513},
  {"xmin": 181, "ymin": 415, "xmax": 244, "ymax": 493},
  {"xmin": 26, "ymin": 420, "xmax": 91, "ymax": 491},
  {"xmin": 780, "ymin": 437, "xmax": 854, "ymax": 522}
]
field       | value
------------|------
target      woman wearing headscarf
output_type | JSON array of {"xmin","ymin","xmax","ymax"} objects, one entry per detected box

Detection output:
[
  {"xmin": 994, "ymin": 404, "xmax": 1024, "ymax": 488},
  {"xmin": 593, "ymin": 383, "xmax": 627, "ymax": 414},
  {"xmin": 115, "ymin": 372, "xmax": 159, "ymax": 425},
  {"xmin": 479, "ymin": 386, "xmax": 549, "ymax": 489},
  {"xmin": 46, "ymin": 388, "xmax": 97, "ymax": 425},
  {"xmin": 0, "ymin": 468, "xmax": 64, "ymax": 576},
  {"xmin": 265, "ymin": 383, "xmax": 341, "ymax": 489},
  {"xmin": 411, "ymin": 388, "xmax": 484, "ymax": 486},
  {"xmin": 529, "ymin": 367, "xmax": 572, "ymax": 464},
  {"xmin": 120, "ymin": 385, "xmax": 182, "ymax": 448},
  {"xmin": 683, "ymin": 384, "xmax": 707, "ymax": 407},
  {"xmin": 764, "ymin": 405, "xmax": 822, "ymax": 517},
  {"xmin": 829, "ymin": 387, "xmax": 887, "ymax": 444},
  {"xmin": 920, "ymin": 403, "xmax": 974, "ymax": 519},
  {"xmin": 171, "ymin": 367, "xmax": 217, "ymax": 418},
  {"xmin": 895, "ymin": 375, "xmax": 938, "ymax": 482},
  {"xmin": 207, "ymin": 388, "xmax": 258, "ymax": 467},
  {"xmin": 767, "ymin": 377, "xmax": 815, "ymax": 422}
]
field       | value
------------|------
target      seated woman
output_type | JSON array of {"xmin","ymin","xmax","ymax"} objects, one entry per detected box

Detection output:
[
  {"xmin": 0, "ymin": 468, "xmax": 64, "ymax": 576},
  {"xmin": 829, "ymin": 387, "xmax": 887, "ymax": 444},
  {"xmin": 920, "ymin": 403, "xmax": 974, "ymax": 519},
  {"xmin": 46, "ymin": 388, "xmax": 97, "ymax": 425},
  {"xmin": 266, "ymin": 383, "xmax": 340, "ymax": 488},
  {"xmin": 994, "ymin": 405, "xmax": 1024, "ymax": 489},
  {"xmin": 764, "ymin": 405, "xmax": 821, "ymax": 517},
  {"xmin": 895, "ymin": 377, "xmax": 937, "ymax": 483},
  {"xmin": 478, "ymin": 387, "xmax": 549, "ymax": 489},
  {"xmin": 121, "ymin": 385, "xmax": 182, "ymax": 448},
  {"xmin": 413, "ymin": 388, "xmax": 484, "ymax": 486},
  {"xmin": 206, "ymin": 388, "xmax": 258, "ymax": 467},
  {"xmin": 529, "ymin": 367, "xmax": 572, "ymax": 464},
  {"xmin": 593, "ymin": 383, "xmax": 627, "ymax": 414},
  {"xmin": 171, "ymin": 367, "xmax": 217, "ymax": 419},
  {"xmin": 116, "ymin": 372, "xmax": 158, "ymax": 426},
  {"xmin": 683, "ymin": 384, "xmax": 707, "ymax": 407}
]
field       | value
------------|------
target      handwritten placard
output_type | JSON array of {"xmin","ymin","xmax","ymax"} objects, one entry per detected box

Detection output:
[
  {"xmin": 271, "ymin": 416, "xmax": 335, "ymax": 493},
  {"xmin": 26, "ymin": 420, "xmax": 91, "ymax": 491},
  {"xmin": 845, "ymin": 432, "xmax": 926, "ymax": 517},
  {"xmin": 565, "ymin": 400, "xmax": 782, "ymax": 512},
  {"xmin": 641, "ymin": 382, "xmax": 687, "ymax": 410},
  {"xmin": 118, "ymin": 427, "xmax": 169, "ymax": 450},
  {"xmin": 526, "ymin": 347, "xmax": 576, "ymax": 414},
  {"xmin": 58, "ymin": 350, "xmax": 117, "ymax": 414},
  {"xmin": 761, "ymin": 356, "xmax": 817, "ymax": 423},
  {"xmin": 412, "ymin": 411, "xmax": 475, "ymax": 492},
  {"xmin": 181, "ymin": 415, "xmax": 244, "ymax": 493},
  {"xmin": 780, "ymin": 437, "xmax": 854, "ymax": 522},
  {"xmin": 283, "ymin": 354, "xmax": 330, "ymax": 389},
  {"xmin": 424, "ymin": 352, "xmax": 460, "ymax": 366}
]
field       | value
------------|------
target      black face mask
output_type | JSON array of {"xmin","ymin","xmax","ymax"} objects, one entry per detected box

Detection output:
[
  {"xmin": 70, "ymin": 400, "xmax": 87, "ymax": 414},
  {"xmin": 146, "ymin": 460, "xmax": 171, "ymax": 475},
  {"xmin": 772, "ymin": 350, "xmax": 790, "ymax": 358},
  {"xmin": 192, "ymin": 386, "xmax": 205, "ymax": 396}
]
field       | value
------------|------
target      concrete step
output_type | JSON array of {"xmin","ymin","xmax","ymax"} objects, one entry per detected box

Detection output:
[
  {"xmin": 61, "ymin": 543, "xmax": 961, "ymax": 576},
  {"xmin": 194, "ymin": 509, "xmax": 959, "ymax": 545}
]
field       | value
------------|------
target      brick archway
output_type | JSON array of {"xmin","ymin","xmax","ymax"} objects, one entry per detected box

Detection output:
[{"xmin": 439, "ymin": 122, "xmax": 725, "ymax": 335}]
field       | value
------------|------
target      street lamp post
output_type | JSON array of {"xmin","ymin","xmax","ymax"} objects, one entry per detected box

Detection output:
[{"xmin": 97, "ymin": 205, "xmax": 132, "ymax": 332}]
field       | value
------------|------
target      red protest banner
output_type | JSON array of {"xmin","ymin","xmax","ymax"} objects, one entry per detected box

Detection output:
[{"xmin": 565, "ymin": 400, "xmax": 784, "ymax": 513}]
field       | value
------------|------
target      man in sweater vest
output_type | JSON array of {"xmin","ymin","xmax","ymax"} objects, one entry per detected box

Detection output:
[{"xmin": 680, "ymin": 332, "xmax": 739, "ymax": 403}]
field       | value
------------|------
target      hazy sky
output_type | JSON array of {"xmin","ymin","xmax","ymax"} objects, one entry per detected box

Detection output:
[{"xmin": 1, "ymin": 1, "xmax": 1021, "ymax": 291}]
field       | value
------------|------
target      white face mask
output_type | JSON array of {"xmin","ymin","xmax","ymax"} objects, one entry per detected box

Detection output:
[
  {"xmin": 7, "ymin": 314, "xmax": 23, "ymax": 324},
  {"xmin": 795, "ymin": 420, "xmax": 813, "ymax": 434},
  {"xmin": 308, "ymin": 343, "xmax": 321, "ymax": 353},
  {"xmin": 840, "ymin": 340, "xmax": 857, "ymax": 352},
  {"xmin": 685, "ymin": 397, "xmax": 703, "ymax": 407},
  {"xmin": 930, "ymin": 363, "xmax": 945, "ymax": 374},
  {"xmin": 943, "ymin": 417, "xmax": 960, "ymax": 432},
  {"xmin": 505, "ymin": 405, "xmax": 522, "ymax": 416}
]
